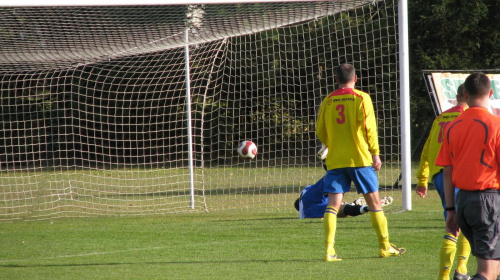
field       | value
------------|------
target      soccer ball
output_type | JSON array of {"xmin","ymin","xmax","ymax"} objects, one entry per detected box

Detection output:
[{"xmin": 237, "ymin": 140, "xmax": 258, "ymax": 159}]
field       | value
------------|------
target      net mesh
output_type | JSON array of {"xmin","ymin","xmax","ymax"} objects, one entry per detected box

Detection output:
[{"xmin": 0, "ymin": 0, "xmax": 400, "ymax": 220}]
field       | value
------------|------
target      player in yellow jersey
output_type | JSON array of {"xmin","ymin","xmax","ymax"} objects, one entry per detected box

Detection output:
[
  {"xmin": 416, "ymin": 84, "xmax": 471, "ymax": 280},
  {"xmin": 316, "ymin": 63, "xmax": 405, "ymax": 261}
]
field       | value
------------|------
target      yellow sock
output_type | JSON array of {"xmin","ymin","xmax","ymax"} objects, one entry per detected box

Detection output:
[
  {"xmin": 455, "ymin": 233, "xmax": 471, "ymax": 274},
  {"xmin": 438, "ymin": 233, "xmax": 457, "ymax": 280},
  {"xmin": 369, "ymin": 211, "xmax": 390, "ymax": 250},
  {"xmin": 324, "ymin": 206, "xmax": 338, "ymax": 255}
]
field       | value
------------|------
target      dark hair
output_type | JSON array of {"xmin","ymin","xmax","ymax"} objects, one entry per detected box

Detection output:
[
  {"xmin": 456, "ymin": 84, "xmax": 465, "ymax": 101},
  {"xmin": 294, "ymin": 198, "xmax": 300, "ymax": 212},
  {"xmin": 464, "ymin": 72, "xmax": 491, "ymax": 98},
  {"xmin": 335, "ymin": 63, "xmax": 356, "ymax": 84}
]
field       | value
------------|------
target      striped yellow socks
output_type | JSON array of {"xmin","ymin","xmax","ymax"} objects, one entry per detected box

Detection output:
[
  {"xmin": 438, "ymin": 233, "xmax": 457, "ymax": 280},
  {"xmin": 455, "ymin": 233, "xmax": 471, "ymax": 275},
  {"xmin": 324, "ymin": 206, "xmax": 338, "ymax": 256}
]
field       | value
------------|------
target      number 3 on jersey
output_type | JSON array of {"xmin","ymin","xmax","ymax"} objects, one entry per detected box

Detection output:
[{"xmin": 336, "ymin": 104, "xmax": 345, "ymax": 124}]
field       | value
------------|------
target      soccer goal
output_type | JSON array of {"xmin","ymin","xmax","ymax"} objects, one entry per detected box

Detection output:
[{"xmin": 0, "ymin": 0, "xmax": 409, "ymax": 220}]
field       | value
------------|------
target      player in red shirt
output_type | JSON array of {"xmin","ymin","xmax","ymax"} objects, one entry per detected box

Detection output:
[{"xmin": 436, "ymin": 73, "xmax": 500, "ymax": 280}]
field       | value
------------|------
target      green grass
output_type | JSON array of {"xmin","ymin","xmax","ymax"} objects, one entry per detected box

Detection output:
[
  {"xmin": 0, "ymin": 187, "xmax": 477, "ymax": 280},
  {"xmin": 0, "ymin": 164, "xmax": 406, "ymax": 220}
]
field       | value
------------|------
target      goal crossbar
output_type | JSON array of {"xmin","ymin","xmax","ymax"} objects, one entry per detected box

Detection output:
[{"xmin": 1, "ymin": 0, "xmax": 370, "ymax": 7}]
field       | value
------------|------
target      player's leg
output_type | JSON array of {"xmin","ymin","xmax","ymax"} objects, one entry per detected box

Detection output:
[
  {"xmin": 453, "ymin": 187, "xmax": 471, "ymax": 279},
  {"xmin": 474, "ymin": 259, "xmax": 500, "ymax": 280},
  {"xmin": 433, "ymin": 171, "xmax": 447, "ymax": 219},
  {"xmin": 341, "ymin": 204, "xmax": 369, "ymax": 217},
  {"xmin": 454, "ymin": 233, "xmax": 471, "ymax": 279},
  {"xmin": 434, "ymin": 172, "xmax": 471, "ymax": 279},
  {"xmin": 439, "ymin": 233, "xmax": 458, "ymax": 280},
  {"xmin": 363, "ymin": 191, "xmax": 391, "ymax": 251},
  {"xmin": 322, "ymin": 169, "xmax": 350, "ymax": 261},
  {"xmin": 351, "ymin": 167, "xmax": 405, "ymax": 257},
  {"xmin": 324, "ymin": 192, "xmax": 343, "ymax": 261},
  {"xmin": 337, "ymin": 203, "xmax": 348, "ymax": 218},
  {"xmin": 456, "ymin": 190, "xmax": 500, "ymax": 280},
  {"xmin": 434, "ymin": 172, "xmax": 460, "ymax": 279}
]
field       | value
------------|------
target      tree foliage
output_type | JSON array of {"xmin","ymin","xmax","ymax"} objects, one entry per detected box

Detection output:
[{"xmin": 408, "ymin": 0, "xmax": 499, "ymax": 150}]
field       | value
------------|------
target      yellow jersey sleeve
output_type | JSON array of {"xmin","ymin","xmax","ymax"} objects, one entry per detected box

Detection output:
[{"xmin": 416, "ymin": 105, "xmax": 466, "ymax": 186}]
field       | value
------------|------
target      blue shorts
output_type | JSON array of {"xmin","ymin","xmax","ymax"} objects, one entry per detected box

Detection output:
[
  {"xmin": 433, "ymin": 171, "xmax": 460, "ymax": 220},
  {"xmin": 323, "ymin": 166, "xmax": 379, "ymax": 194}
]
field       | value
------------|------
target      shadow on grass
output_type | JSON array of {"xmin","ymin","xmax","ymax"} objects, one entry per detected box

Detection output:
[
  {"xmin": 79, "ymin": 184, "xmax": 399, "ymax": 199},
  {"xmin": 0, "ymin": 256, "xmax": 383, "ymax": 268}
]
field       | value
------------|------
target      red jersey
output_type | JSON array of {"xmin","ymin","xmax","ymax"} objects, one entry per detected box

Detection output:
[{"xmin": 435, "ymin": 107, "xmax": 500, "ymax": 191}]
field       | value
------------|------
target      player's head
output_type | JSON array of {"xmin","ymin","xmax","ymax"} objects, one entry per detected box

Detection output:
[
  {"xmin": 464, "ymin": 72, "xmax": 491, "ymax": 99},
  {"xmin": 335, "ymin": 63, "xmax": 356, "ymax": 84},
  {"xmin": 456, "ymin": 84, "xmax": 466, "ymax": 103},
  {"xmin": 294, "ymin": 198, "xmax": 300, "ymax": 211}
]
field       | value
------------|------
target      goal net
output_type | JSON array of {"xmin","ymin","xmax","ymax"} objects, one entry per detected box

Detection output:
[{"xmin": 0, "ymin": 0, "xmax": 401, "ymax": 220}]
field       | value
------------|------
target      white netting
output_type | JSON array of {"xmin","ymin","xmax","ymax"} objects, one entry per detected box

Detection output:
[{"xmin": 0, "ymin": 0, "xmax": 400, "ymax": 220}]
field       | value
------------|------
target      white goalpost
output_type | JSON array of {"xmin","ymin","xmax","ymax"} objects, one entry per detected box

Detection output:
[{"xmin": 0, "ymin": 0, "xmax": 410, "ymax": 220}]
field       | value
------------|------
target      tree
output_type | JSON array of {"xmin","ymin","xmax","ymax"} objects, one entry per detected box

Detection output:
[{"xmin": 408, "ymin": 0, "xmax": 499, "ymax": 155}]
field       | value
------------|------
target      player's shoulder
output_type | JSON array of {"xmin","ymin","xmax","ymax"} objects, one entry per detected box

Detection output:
[
  {"xmin": 436, "ymin": 106, "xmax": 465, "ymax": 122},
  {"xmin": 461, "ymin": 107, "xmax": 499, "ymax": 123},
  {"xmin": 352, "ymin": 88, "xmax": 370, "ymax": 98},
  {"xmin": 440, "ymin": 105, "xmax": 466, "ymax": 116}
]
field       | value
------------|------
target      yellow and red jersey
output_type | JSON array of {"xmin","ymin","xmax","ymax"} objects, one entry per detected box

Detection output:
[
  {"xmin": 416, "ymin": 105, "xmax": 466, "ymax": 187},
  {"xmin": 316, "ymin": 88, "xmax": 378, "ymax": 169},
  {"xmin": 436, "ymin": 107, "xmax": 500, "ymax": 191}
]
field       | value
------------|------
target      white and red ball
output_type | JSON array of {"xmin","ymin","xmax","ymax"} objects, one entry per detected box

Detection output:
[{"xmin": 237, "ymin": 140, "xmax": 258, "ymax": 159}]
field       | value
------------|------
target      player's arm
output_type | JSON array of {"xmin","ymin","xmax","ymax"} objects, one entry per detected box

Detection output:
[
  {"xmin": 359, "ymin": 94, "xmax": 381, "ymax": 171},
  {"xmin": 360, "ymin": 95, "xmax": 380, "ymax": 157},
  {"xmin": 443, "ymin": 165, "xmax": 459, "ymax": 236},
  {"xmin": 316, "ymin": 98, "xmax": 328, "ymax": 145},
  {"xmin": 435, "ymin": 135, "xmax": 458, "ymax": 235},
  {"xmin": 371, "ymin": 155, "xmax": 381, "ymax": 171}
]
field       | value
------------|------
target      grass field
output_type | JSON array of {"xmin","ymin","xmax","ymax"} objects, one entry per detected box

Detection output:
[
  {"xmin": 0, "ymin": 165, "xmax": 404, "ymax": 220},
  {"xmin": 0, "ymin": 186, "xmax": 477, "ymax": 280}
]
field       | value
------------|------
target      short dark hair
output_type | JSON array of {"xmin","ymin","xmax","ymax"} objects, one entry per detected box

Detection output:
[
  {"xmin": 464, "ymin": 72, "xmax": 491, "ymax": 98},
  {"xmin": 456, "ymin": 84, "xmax": 465, "ymax": 102},
  {"xmin": 335, "ymin": 63, "xmax": 356, "ymax": 84}
]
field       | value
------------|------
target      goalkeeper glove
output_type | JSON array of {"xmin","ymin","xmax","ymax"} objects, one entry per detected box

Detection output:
[{"xmin": 317, "ymin": 145, "xmax": 328, "ymax": 160}]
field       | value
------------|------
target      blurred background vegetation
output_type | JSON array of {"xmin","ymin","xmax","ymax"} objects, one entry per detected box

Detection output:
[{"xmin": 408, "ymin": 0, "xmax": 499, "ymax": 157}]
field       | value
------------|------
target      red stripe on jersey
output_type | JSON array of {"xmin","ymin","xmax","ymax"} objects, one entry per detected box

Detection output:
[
  {"xmin": 442, "ymin": 105, "xmax": 466, "ymax": 114},
  {"xmin": 327, "ymin": 88, "xmax": 363, "ymax": 99},
  {"xmin": 327, "ymin": 88, "xmax": 371, "ymax": 147}
]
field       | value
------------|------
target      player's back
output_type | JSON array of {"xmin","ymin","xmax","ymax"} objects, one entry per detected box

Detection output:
[
  {"xmin": 299, "ymin": 178, "xmax": 328, "ymax": 218},
  {"xmin": 425, "ymin": 105, "xmax": 466, "ymax": 177},
  {"xmin": 443, "ymin": 107, "xmax": 500, "ymax": 191},
  {"xmin": 317, "ymin": 88, "xmax": 378, "ymax": 169}
]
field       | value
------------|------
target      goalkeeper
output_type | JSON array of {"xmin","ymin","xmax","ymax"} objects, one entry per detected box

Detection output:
[
  {"xmin": 294, "ymin": 177, "xmax": 369, "ymax": 219},
  {"xmin": 416, "ymin": 84, "xmax": 471, "ymax": 280},
  {"xmin": 294, "ymin": 145, "xmax": 392, "ymax": 219}
]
